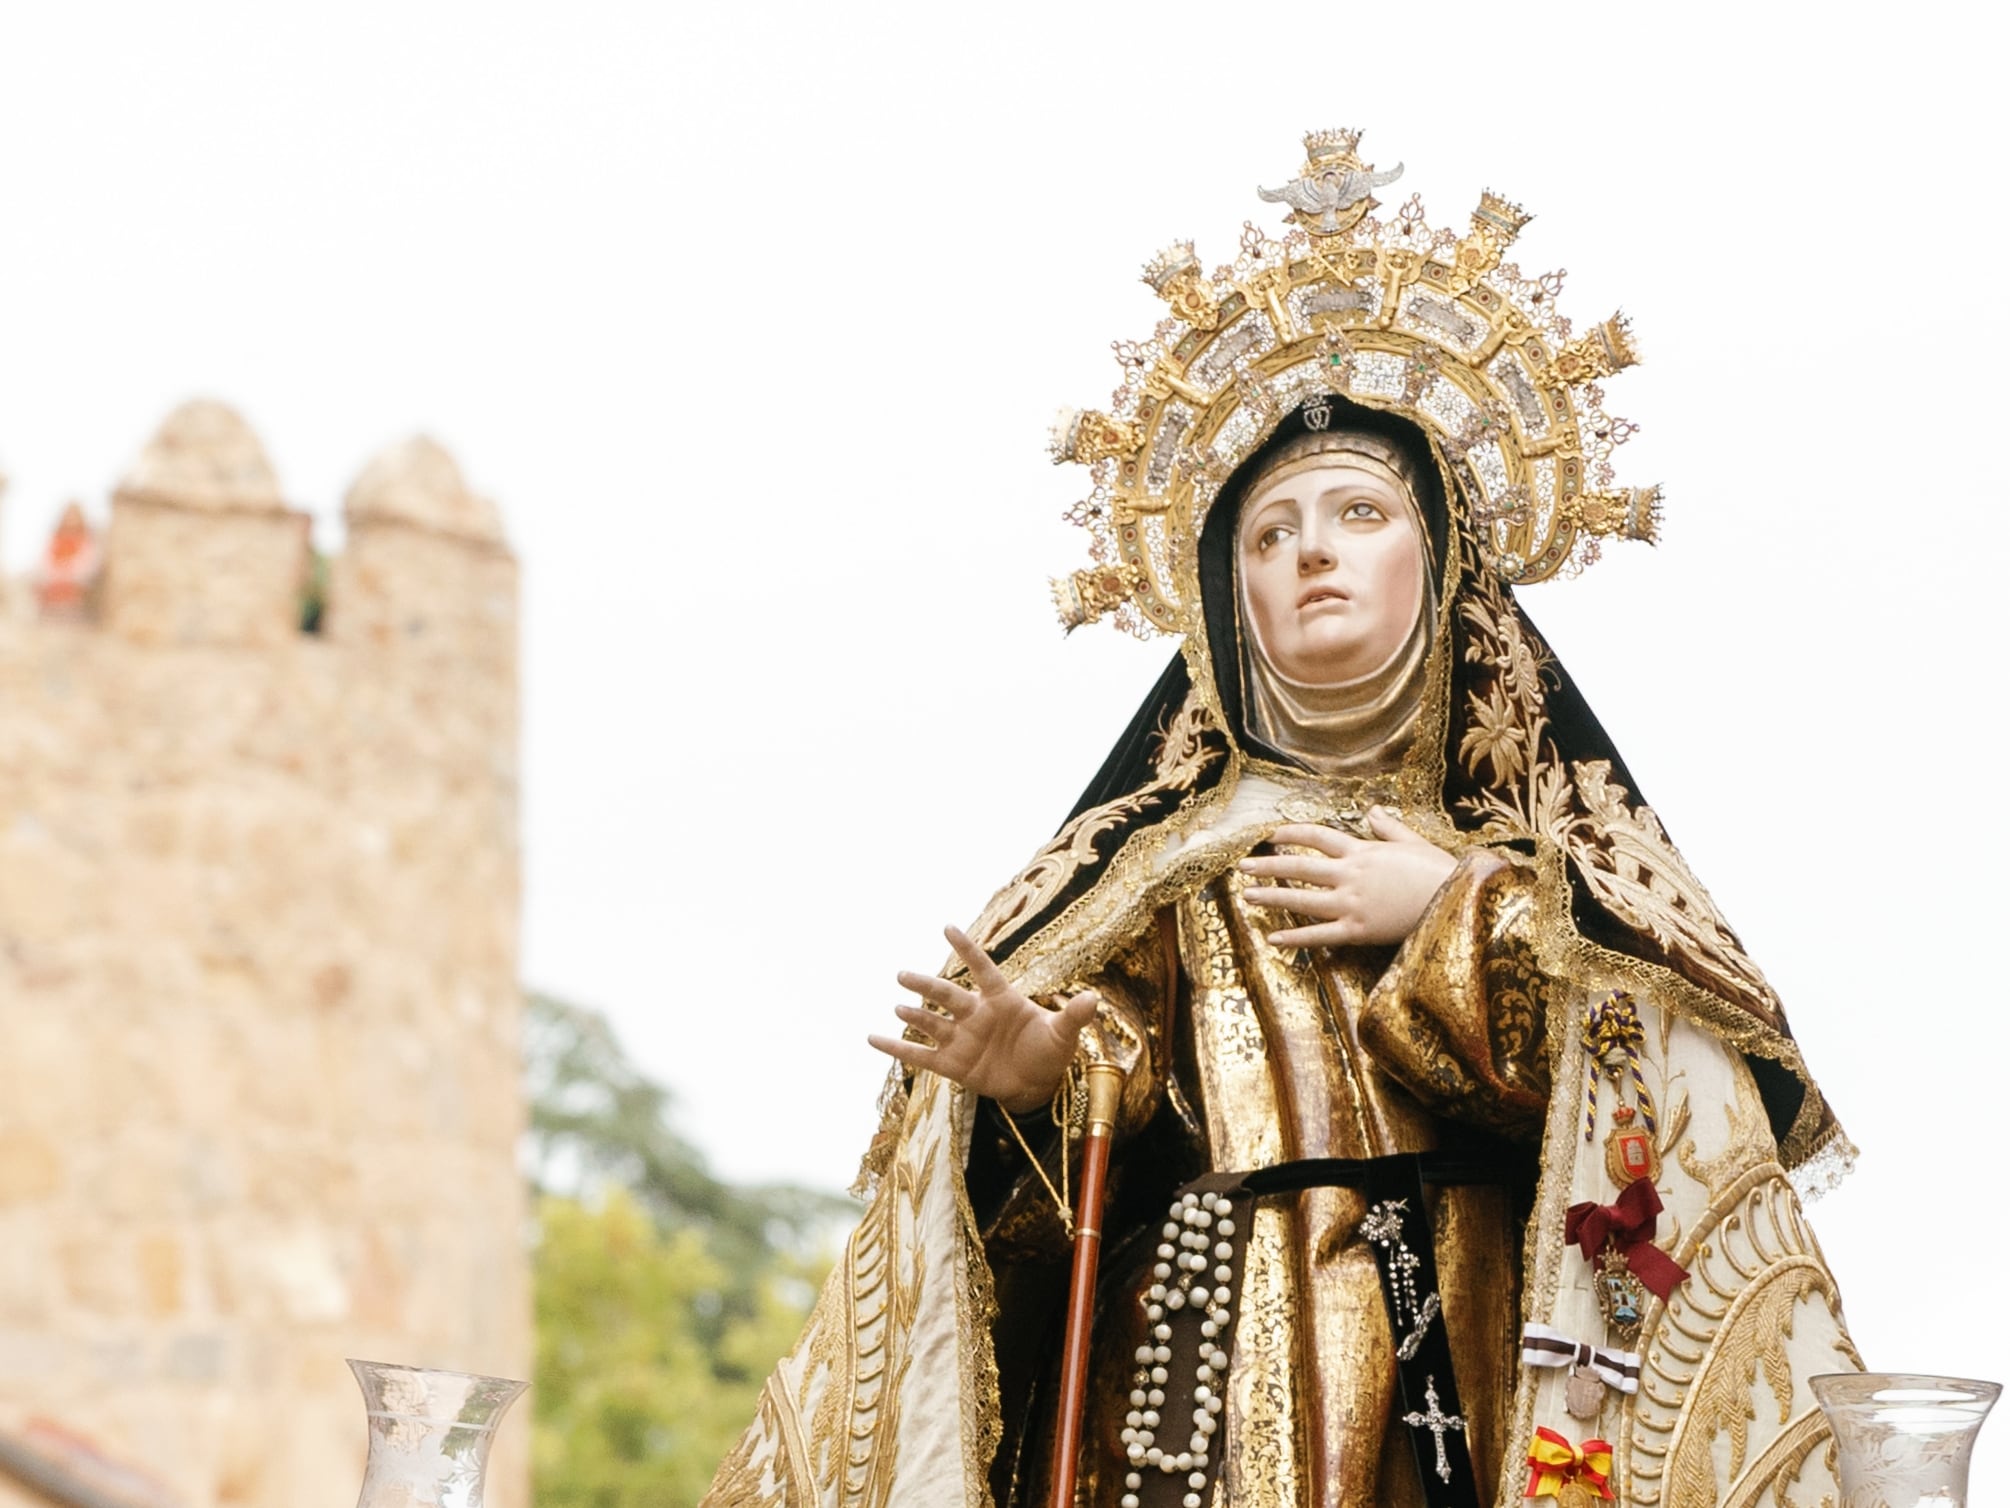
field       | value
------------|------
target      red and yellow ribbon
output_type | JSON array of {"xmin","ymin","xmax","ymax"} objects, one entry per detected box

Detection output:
[{"xmin": 1524, "ymin": 1426, "xmax": 1615, "ymax": 1500}]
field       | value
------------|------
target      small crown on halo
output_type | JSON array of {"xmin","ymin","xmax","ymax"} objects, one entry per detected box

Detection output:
[
  {"xmin": 1473, "ymin": 190, "xmax": 1533, "ymax": 242},
  {"xmin": 1140, "ymin": 241, "xmax": 1201, "ymax": 295},
  {"xmin": 1303, "ymin": 128, "xmax": 1364, "ymax": 168}
]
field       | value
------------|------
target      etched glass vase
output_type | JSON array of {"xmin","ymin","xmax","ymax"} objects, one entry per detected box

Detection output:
[
  {"xmin": 349, "ymin": 1359, "xmax": 527, "ymax": 1508},
  {"xmin": 1811, "ymin": 1373, "xmax": 1998, "ymax": 1508}
]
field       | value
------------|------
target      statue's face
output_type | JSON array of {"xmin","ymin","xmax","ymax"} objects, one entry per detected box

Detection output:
[{"xmin": 1237, "ymin": 458, "xmax": 1425, "ymax": 684}]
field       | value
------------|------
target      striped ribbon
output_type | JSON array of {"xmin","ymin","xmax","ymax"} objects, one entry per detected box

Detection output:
[{"xmin": 1519, "ymin": 1323, "xmax": 1640, "ymax": 1393}]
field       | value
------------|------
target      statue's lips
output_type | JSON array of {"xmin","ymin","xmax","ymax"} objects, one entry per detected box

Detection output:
[{"xmin": 1297, "ymin": 586, "xmax": 1351, "ymax": 609}]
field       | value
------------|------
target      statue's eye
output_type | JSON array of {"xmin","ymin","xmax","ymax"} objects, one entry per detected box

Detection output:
[{"xmin": 1255, "ymin": 524, "xmax": 1292, "ymax": 551}]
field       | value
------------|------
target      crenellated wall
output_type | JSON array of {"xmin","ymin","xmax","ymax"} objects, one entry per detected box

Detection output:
[{"xmin": 0, "ymin": 402, "xmax": 529, "ymax": 1508}]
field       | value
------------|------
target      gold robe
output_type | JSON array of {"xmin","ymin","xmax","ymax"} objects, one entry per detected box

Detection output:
[{"xmin": 983, "ymin": 831, "xmax": 1543, "ymax": 1508}]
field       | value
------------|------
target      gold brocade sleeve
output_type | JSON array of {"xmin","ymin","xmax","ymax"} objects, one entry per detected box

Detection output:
[{"xmin": 1358, "ymin": 848, "xmax": 1553, "ymax": 1140}]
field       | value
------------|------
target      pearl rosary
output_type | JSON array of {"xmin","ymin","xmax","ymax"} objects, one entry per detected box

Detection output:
[{"xmin": 1116, "ymin": 1188, "xmax": 1239, "ymax": 1508}]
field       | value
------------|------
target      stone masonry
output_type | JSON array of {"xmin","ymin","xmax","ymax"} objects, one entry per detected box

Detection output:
[{"xmin": 0, "ymin": 401, "xmax": 529, "ymax": 1506}]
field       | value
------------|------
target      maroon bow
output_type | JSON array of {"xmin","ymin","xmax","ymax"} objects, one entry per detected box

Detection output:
[{"xmin": 1564, "ymin": 1177, "xmax": 1688, "ymax": 1300}]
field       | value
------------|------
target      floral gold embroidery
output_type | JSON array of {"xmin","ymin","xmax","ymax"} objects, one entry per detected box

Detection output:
[
  {"xmin": 1453, "ymin": 574, "xmax": 1784, "ymax": 1035},
  {"xmin": 1621, "ymin": 1166, "xmax": 1860, "ymax": 1508}
]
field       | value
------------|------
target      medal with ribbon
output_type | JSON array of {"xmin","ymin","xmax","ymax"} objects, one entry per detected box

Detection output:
[
  {"xmin": 1524, "ymin": 1427, "xmax": 1615, "ymax": 1507},
  {"xmin": 1519, "ymin": 1323, "xmax": 1640, "ymax": 1421},
  {"xmin": 1583, "ymin": 992, "xmax": 1660, "ymax": 1186},
  {"xmin": 1565, "ymin": 1177, "xmax": 1688, "ymax": 1343}
]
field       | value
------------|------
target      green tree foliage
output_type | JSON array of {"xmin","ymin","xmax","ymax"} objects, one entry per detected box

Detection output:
[{"xmin": 525, "ymin": 992, "xmax": 851, "ymax": 1505}]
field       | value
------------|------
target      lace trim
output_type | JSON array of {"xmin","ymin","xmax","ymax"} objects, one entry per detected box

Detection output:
[{"xmin": 1785, "ymin": 1122, "xmax": 1859, "ymax": 1204}]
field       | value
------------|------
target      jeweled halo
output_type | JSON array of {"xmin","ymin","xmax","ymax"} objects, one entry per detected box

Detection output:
[{"xmin": 1049, "ymin": 129, "xmax": 1661, "ymax": 636}]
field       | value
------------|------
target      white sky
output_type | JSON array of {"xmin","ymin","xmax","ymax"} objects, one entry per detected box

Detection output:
[{"xmin": 4, "ymin": 0, "xmax": 2005, "ymax": 1468}]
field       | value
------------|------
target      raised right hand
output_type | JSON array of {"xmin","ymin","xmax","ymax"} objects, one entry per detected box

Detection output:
[{"xmin": 867, "ymin": 924, "xmax": 1100, "ymax": 1115}]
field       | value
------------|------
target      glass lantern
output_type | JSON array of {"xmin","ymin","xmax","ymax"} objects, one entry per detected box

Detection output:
[{"xmin": 349, "ymin": 1359, "xmax": 527, "ymax": 1508}]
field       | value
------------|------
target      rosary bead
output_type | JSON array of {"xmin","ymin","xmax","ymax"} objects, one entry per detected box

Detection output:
[
  {"xmin": 1151, "ymin": 1366, "xmax": 1169, "ymax": 1385},
  {"xmin": 1126, "ymin": 1473, "xmax": 1142, "ymax": 1490},
  {"xmin": 1136, "ymin": 1345, "xmax": 1155, "ymax": 1363},
  {"xmin": 1153, "ymin": 1344, "xmax": 1171, "ymax": 1363},
  {"xmin": 1121, "ymin": 1497, "xmax": 1139, "ymax": 1508},
  {"xmin": 1131, "ymin": 1388, "xmax": 1147, "ymax": 1407},
  {"xmin": 1165, "ymin": 1288, "xmax": 1186, "ymax": 1310},
  {"xmin": 1148, "ymin": 1387, "xmax": 1165, "ymax": 1406},
  {"xmin": 1184, "ymin": 1495, "xmax": 1201, "ymax": 1508},
  {"xmin": 1217, "ymin": 1219, "xmax": 1235, "ymax": 1236},
  {"xmin": 1142, "ymin": 1409, "xmax": 1159, "ymax": 1429}
]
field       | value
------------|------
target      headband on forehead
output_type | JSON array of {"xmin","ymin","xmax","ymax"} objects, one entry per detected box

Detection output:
[{"xmin": 1237, "ymin": 427, "xmax": 1423, "ymax": 515}]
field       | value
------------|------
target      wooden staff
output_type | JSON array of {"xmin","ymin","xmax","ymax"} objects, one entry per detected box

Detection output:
[{"xmin": 1048, "ymin": 1061, "xmax": 1126, "ymax": 1508}]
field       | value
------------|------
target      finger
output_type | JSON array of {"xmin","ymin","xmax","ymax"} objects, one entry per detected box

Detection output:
[
  {"xmin": 1266, "ymin": 919, "xmax": 1363, "ymax": 948},
  {"xmin": 1239, "ymin": 853, "xmax": 1343, "ymax": 885},
  {"xmin": 944, "ymin": 925, "xmax": 1010, "ymax": 993},
  {"xmin": 1268, "ymin": 823, "xmax": 1360, "ymax": 857},
  {"xmin": 867, "ymin": 1033, "xmax": 936, "ymax": 1071},
  {"xmin": 1366, "ymin": 807, "xmax": 1425, "ymax": 844},
  {"xmin": 1055, "ymin": 988, "xmax": 1101, "ymax": 1034},
  {"xmin": 1241, "ymin": 884, "xmax": 1347, "ymax": 919},
  {"xmin": 895, "ymin": 970, "xmax": 976, "ymax": 1018},
  {"xmin": 892, "ymin": 1002, "xmax": 953, "ymax": 1040}
]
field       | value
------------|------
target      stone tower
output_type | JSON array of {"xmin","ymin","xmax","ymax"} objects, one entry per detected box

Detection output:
[{"xmin": 0, "ymin": 401, "xmax": 529, "ymax": 1506}]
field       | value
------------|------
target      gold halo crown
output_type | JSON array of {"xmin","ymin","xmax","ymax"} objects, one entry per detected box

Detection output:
[{"xmin": 1049, "ymin": 129, "xmax": 1661, "ymax": 635}]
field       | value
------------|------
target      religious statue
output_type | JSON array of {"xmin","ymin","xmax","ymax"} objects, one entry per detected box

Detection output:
[{"xmin": 704, "ymin": 130, "xmax": 1860, "ymax": 1508}]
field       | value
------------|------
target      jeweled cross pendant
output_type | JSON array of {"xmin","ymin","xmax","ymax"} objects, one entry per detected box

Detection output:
[{"xmin": 1402, "ymin": 1374, "xmax": 1466, "ymax": 1484}]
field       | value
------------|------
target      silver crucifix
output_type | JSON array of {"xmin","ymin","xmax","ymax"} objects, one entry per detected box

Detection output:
[{"xmin": 1402, "ymin": 1374, "xmax": 1466, "ymax": 1485}]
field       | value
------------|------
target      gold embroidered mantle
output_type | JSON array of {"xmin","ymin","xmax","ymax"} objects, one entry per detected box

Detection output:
[{"xmin": 702, "ymin": 780, "xmax": 1860, "ymax": 1508}]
